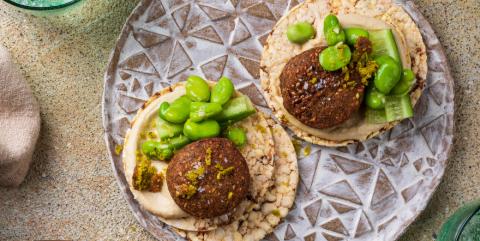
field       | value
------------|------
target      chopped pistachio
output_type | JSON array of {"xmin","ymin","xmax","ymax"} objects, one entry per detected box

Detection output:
[
  {"xmin": 357, "ymin": 59, "xmax": 378, "ymax": 86},
  {"xmin": 216, "ymin": 166, "xmax": 234, "ymax": 180},
  {"xmin": 215, "ymin": 163, "xmax": 224, "ymax": 171},
  {"xmin": 272, "ymin": 209, "xmax": 281, "ymax": 217},
  {"xmin": 177, "ymin": 184, "xmax": 197, "ymax": 199},
  {"xmin": 205, "ymin": 148, "xmax": 212, "ymax": 166},
  {"xmin": 227, "ymin": 192, "xmax": 233, "ymax": 200},
  {"xmin": 136, "ymin": 152, "xmax": 148, "ymax": 163},
  {"xmin": 185, "ymin": 166, "xmax": 205, "ymax": 183},
  {"xmin": 147, "ymin": 131, "xmax": 157, "ymax": 139},
  {"xmin": 255, "ymin": 124, "xmax": 266, "ymax": 133},
  {"xmin": 114, "ymin": 144, "xmax": 123, "ymax": 155},
  {"xmin": 291, "ymin": 139, "xmax": 302, "ymax": 155},
  {"xmin": 303, "ymin": 144, "xmax": 311, "ymax": 156},
  {"xmin": 132, "ymin": 159, "xmax": 156, "ymax": 191},
  {"xmin": 150, "ymin": 119, "xmax": 157, "ymax": 128},
  {"xmin": 342, "ymin": 66, "xmax": 350, "ymax": 81}
]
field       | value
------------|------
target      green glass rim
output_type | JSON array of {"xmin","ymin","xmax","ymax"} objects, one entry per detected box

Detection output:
[
  {"xmin": 456, "ymin": 206, "xmax": 480, "ymax": 241},
  {"xmin": 2, "ymin": 0, "xmax": 81, "ymax": 10}
]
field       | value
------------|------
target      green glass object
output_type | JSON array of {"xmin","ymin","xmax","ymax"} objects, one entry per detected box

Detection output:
[
  {"xmin": 438, "ymin": 200, "xmax": 480, "ymax": 241},
  {"xmin": 3, "ymin": 0, "xmax": 81, "ymax": 10}
]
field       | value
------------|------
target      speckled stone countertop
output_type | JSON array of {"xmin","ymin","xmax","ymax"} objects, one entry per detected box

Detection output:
[{"xmin": 0, "ymin": 0, "xmax": 478, "ymax": 240}]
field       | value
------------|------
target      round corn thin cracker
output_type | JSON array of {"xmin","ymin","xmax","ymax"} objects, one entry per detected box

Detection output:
[
  {"xmin": 123, "ymin": 82, "xmax": 276, "ymax": 231},
  {"xmin": 174, "ymin": 117, "xmax": 299, "ymax": 241},
  {"xmin": 260, "ymin": 0, "xmax": 427, "ymax": 146}
]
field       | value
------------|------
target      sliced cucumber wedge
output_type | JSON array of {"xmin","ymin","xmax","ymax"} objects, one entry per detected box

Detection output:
[
  {"xmin": 385, "ymin": 95, "xmax": 413, "ymax": 122},
  {"xmin": 156, "ymin": 117, "xmax": 183, "ymax": 140},
  {"xmin": 169, "ymin": 134, "xmax": 191, "ymax": 150},
  {"xmin": 214, "ymin": 96, "xmax": 256, "ymax": 123},
  {"xmin": 366, "ymin": 108, "xmax": 387, "ymax": 124},
  {"xmin": 369, "ymin": 29, "xmax": 401, "ymax": 64}
]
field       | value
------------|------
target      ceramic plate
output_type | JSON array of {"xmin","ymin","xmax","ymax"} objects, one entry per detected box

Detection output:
[{"xmin": 103, "ymin": 0, "xmax": 454, "ymax": 240}]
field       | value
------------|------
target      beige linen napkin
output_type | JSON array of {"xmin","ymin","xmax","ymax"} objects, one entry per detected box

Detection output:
[{"xmin": 0, "ymin": 45, "xmax": 41, "ymax": 187}]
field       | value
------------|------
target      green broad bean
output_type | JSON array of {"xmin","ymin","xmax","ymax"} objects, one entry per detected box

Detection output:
[
  {"xmin": 169, "ymin": 135, "xmax": 190, "ymax": 150},
  {"xmin": 319, "ymin": 43, "xmax": 352, "ymax": 71},
  {"xmin": 141, "ymin": 140, "xmax": 173, "ymax": 161},
  {"xmin": 159, "ymin": 96, "xmax": 191, "ymax": 123},
  {"xmin": 323, "ymin": 14, "xmax": 346, "ymax": 46},
  {"xmin": 224, "ymin": 127, "xmax": 247, "ymax": 147},
  {"xmin": 189, "ymin": 102, "xmax": 223, "ymax": 122},
  {"xmin": 365, "ymin": 86, "xmax": 386, "ymax": 110},
  {"xmin": 183, "ymin": 119, "xmax": 220, "ymax": 141},
  {"xmin": 186, "ymin": 75, "xmax": 211, "ymax": 102},
  {"xmin": 141, "ymin": 140, "xmax": 157, "ymax": 157},
  {"xmin": 373, "ymin": 55, "xmax": 402, "ymax": 94},
  {"xmin": 156, "ymin": 116, "xmax": 183, "ymax": 140},
  {"xmin": 391, "ymin": 69, "xmax": 416, "ymax": 95},
  {"xmin": 211, "ymin": 76, "xmax": 234, "ymax": 105},
  {"xmin": 158, "ymin": 102, "xmax": 170, "ymax": 120},
  {"xmin": 287, "ymin": 22, "xmax": 316, "ymax": 44},
  {"xmin": 345, "ymin": 28, "xmax": 369, "ymax": 46}
]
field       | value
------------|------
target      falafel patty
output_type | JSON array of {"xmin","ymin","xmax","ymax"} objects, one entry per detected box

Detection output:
[
  {"xmin": 166, "ymin": 138, "xmax": 250, "ymax": 219},
  {"xmin": 280, "ymin": 47, "xmax": 365, "ymax": 129}
]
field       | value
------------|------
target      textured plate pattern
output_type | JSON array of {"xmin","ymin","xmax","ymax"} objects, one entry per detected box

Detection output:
[{"xmin": 103, "ymin": 0, "xmax": 454, "ymax": 240}]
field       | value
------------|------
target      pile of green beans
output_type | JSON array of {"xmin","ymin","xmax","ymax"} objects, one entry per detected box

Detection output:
[
  {"xmin": 141, "ymin": 76, "xmax": 255, "ymax": 161},
  {"xmin": 319, "ymin": 15, "xmax": 350, "ymax": 71},
  {"xmin": 365, "ymin": 60, "xmax": 416, "ymax": 111}
]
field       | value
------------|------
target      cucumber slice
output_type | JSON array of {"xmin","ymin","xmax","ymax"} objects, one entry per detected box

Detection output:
[
  {"xmin": 385, "ymin": 95, "xmax": 413, "ymax": 122},
  {"xmin": 366, "ymin": 108, "xmax": 387, "ymax": 124},
  {"xmin": 369, "ymin": 29, "xmax": 401, "ymax": 64},
  {"xmin": 214, "ymin": 96, "xmax": 256, "ymax": 123},
  {"xmin": 156, "ymin": 117, "xmax": 183, "ymax": 140},
  {"xmin": 169, "ymin": 135, "xmax": 190, "ymax": 150}
]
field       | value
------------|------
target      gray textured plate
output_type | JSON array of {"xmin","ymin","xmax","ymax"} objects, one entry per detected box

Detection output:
[{"xmin": 103, "ymin": 0, "xmax": 454, "ymax": 240}]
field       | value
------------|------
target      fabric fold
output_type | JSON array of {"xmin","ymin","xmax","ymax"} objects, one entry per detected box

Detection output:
[{"xmin": 0, "ymin": 45, "xmax": 41, "ymax": 187}]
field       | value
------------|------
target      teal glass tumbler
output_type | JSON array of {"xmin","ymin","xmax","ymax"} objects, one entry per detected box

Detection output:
[
  {"xmin": 438, "ymin": 199, "xmax": 480, "ymax": 241},
  {"xmin": 3, "ymin": 0, "xmax": 81, "ymax": 10}
]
